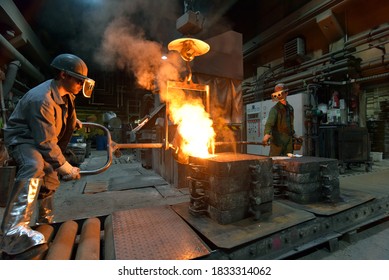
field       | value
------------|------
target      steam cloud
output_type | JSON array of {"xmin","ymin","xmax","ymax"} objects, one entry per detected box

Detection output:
[
  {"xmin": 89, "ymin": 0, "xmax": 237, "ymax": 150},
  {"xmin": 85, "ymin": 0, "xmax": 191, "ymax": 102},
  {"xmin": 96, "ymin": 17, "xmax": 183, "ymax": 94},
  {"xmin": 33, "ymin": 0, "xmax": 239, "ymax": 151}
]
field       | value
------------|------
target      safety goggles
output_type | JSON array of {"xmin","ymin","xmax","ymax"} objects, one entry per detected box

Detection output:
[
  {"xmin": 271, "ymin": 90, "xmax": 287, "ymax": 102},
  {"xmin": 82, "ymin": 78, "xmax": 95, "ymax": 98},
  {"xmin": 66, "ymin": 72, "xmax": 95, "ymax": 98}
]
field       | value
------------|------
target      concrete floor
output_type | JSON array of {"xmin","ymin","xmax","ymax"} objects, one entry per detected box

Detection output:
[{"xmin": 1, "ymin": 149, "xmax": 389, "ymax": 259}]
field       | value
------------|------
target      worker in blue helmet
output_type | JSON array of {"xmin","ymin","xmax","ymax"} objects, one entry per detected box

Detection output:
[{"xmin": 1, "ymin": 53, "xmax": 95, "ymax": 258}]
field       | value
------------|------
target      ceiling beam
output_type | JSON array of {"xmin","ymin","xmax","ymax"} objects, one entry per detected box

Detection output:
[
  {"xmin": 0, "ymin": 34, "xmax": 45, "ymax": 82},
  {"xmin": 0, "ymin": 0, "xmax": 50, "ymax": 66}
]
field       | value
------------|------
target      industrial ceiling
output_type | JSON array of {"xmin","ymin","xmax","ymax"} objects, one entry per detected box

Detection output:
[
  {"xmin": 2, "ymin": 0, "xmax": 387, "ymax": 99},
  {"xmin": 1, "ymin": 0, "xmax": 311, "ymax": 84}
]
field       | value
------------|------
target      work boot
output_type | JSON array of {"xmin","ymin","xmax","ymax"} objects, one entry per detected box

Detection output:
[
  {"xmin": 1, "ymin": 178, "xmax": 46, "ymax": 255},
  {"xmin": 37, "ymin": 189, "xmax": 55, "ymax": 225}
]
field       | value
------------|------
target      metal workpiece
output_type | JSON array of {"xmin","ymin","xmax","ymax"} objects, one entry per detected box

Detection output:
[
  {"xmin": 287, "ymin": 181, "xmax": 323, "ymax": 193},
  {"xmin": 75, "ymin": 217, "xmax": 101, "ymax": 260},
  {"xmin": 273, "ymin": 156, "xmax": 339, "ymax": 174},
  {"xmin": 320, "ymin": 163, "xmax": 341, "ymax": 202},
  {"xmin": 30, "ymin": 224, "xmax": 54, "ymax": 260},
  {"xmin": 249, "ymin": 162, "xmax": 274, "ymax": 186},
  {"xmin": 45, "ymin": 220, "xmax": 78, "ymax": 260},
  {"xmin": 187, "ymin": 161, "xmax": 210, "ymax": 216},
  {"xmin": 207, "ymin": 190, "xmax": 249, "ymax": 211},
  {"xmin": 272, "ymin": 164, "xmax": 287, "ymax": 187},
  {"xmin": 187, "ymin": 152, "xmax": 275, "ymax": 224},
  {"xmin": 284, "ymin": 171, "xmax": 320, "ymax": 184},
  {"xmin": 208, "ymin": 174, "xmax": 252, "ymax": 194},
  {"xmin": 271, "ymin": 156, "xmax": 342, "ymax": 204},
  {"xmin": 249, "ymin": 186, "xmax": 274, "ymax": 204},
  {"xmin": 249, "ymin": 161, "xmax": 275, "ymax": 220},
  {"xmin": 208, "ymin": 204, "xmax": 249, "ymax": 225},
  {"xmin": 189, "ymin": 152, "xmax": 271, "ymax": 178},
  {"xmin": 187, "ymin": 176, "xmax": 209, "ymax": 216}
]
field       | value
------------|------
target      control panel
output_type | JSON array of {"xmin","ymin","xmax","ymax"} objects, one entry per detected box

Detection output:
[{"xmin": 246, "ymin": 103, "xmax": 262, "ymax": 142}]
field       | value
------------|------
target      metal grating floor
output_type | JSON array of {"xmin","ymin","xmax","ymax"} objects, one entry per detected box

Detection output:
[{"xmin": 111, "ymin": 205, "xmax": 211, "ymax": 260}]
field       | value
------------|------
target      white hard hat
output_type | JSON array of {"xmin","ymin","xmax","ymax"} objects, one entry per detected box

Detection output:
[{"xmin": 274, "ymin": 83, "xmax": 288, "ymax": 93}]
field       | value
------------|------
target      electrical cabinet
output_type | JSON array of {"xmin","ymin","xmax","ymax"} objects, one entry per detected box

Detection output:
[{"xmin": 318, "ymin": 126, "xmax": 372, "ymax": 173}]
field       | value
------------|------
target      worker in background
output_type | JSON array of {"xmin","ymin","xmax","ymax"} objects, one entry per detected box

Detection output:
[
  {"xmin": 262, "ymin": 83, "xmax": 296, "ymax": 156},
  {"xmin": 1, "ymin": 53, "xmax": 95, "ymax": 258}
]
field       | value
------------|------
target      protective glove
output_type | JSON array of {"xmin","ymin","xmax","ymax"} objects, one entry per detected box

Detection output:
[
  {"xmin": 75, "ymin": 119, "xmax": 83, "ymax": 130},
  {"xmin": 57, "ymin": 161, "xmax": 81, "ymax": 181},
  {"xmin": 262, "ymin": 134, "xmax": 272, "ymax": 145}
]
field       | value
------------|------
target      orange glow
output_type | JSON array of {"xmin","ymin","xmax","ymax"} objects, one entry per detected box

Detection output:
[{"xmin": 168, "ymin": 94, "xmax": 215, "ymax": 158}]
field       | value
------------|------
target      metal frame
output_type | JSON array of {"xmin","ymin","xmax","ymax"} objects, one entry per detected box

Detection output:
[
  {"xmin": 165, "ymin": 80, "xmax": 210, "ymax": 150},
  {"xmin": 79, "ymin": 122, "xmax": 163, "ymax": 175}
]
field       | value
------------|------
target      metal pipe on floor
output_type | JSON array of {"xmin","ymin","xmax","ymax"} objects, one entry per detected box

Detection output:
[
  {"xmin": 116, "ymin": 143, "xmax": 164, "ymax": 149},
  {"xmin": 215, "ymin": 141, "xmax": 269, "ymax": 146},
  {"xmin": 45, "ymin": 220, "xmax": 78, "ymax": 260},
  {"xmin": 75, "ymin": 218, "xmax": 101, "ymax": 260},
  {"xmin": 31, "ymin": 224, "xmax": 55, "ymax": 260}
]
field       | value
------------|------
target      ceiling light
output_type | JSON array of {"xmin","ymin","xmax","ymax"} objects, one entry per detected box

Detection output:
[{"xmin": 168, "ymin": 38, "xmax": 210, "ymax": 62}]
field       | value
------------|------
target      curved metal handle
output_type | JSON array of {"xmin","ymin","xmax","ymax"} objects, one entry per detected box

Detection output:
[{"xmin": 79, "ymin": 122, "xmax": 113, "ymax": 175}]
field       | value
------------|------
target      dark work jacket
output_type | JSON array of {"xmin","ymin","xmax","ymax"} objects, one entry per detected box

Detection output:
[
  {"xmin": 264, "ymin": 101, "xmax": 295, "ymax": 155},
  {"xmin": 4, "ymin": 79, "xmax": 77, "ymax": 169}
]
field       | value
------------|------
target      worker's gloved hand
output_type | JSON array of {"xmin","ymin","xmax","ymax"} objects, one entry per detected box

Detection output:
[
  {"xmin": 75, "ymin": 119, "xmax": 83, "ymax": 130},
  {"xmin": 262, "ymin": 134, "xmax": 272, "ymax": 145},
  {"xmin": 57, "ymin": 161, "xmax": 81, "ymax": 181},
  {"xmin": 293, "ymin": 135, "xmax": 303, "ymax": 143}
]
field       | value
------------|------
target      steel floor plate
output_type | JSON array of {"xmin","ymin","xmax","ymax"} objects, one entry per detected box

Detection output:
[
  {"xmin": 171, "ymin": 201, "xmax": 315, "ymax": 249},
  {"xmin": 278, "ymin": 189, "xmax": 375, "ymax": 216},
  {"xmin": 111, "ymin": 205, "xmax": 211, "ymax": 260},
  {"xmin": 108, "ymin": 174, "xmax": 168, "ymax": 191},
  {"xmin": 83, "ymin": 181, "xmax": 109, "ymax": 194}
]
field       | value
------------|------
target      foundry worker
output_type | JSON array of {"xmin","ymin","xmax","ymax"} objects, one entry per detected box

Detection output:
[
  {"xmin": 262, "ymin": 83, "xmax": 295, "ymax": 156},
  {"xmin": 1, "ymin": 53, "xmax": 95, "ymax": 258}
]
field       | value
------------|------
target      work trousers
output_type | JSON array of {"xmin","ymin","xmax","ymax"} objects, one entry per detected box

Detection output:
[
  {"xmin": 8, "ymin": 144, "xmax": 60, "ymax": 192},
  {"xmin": 269, "ymin": 132, "xmax": 293, "ymax": 156}
]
